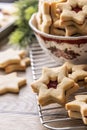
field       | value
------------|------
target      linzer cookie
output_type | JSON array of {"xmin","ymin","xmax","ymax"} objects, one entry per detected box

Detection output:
[
  {"xmin": 0, "ymin": 49, "xmax": 26, "ymax": 68},
  {"xmin": 64, "ymin": 62, "xmax": 87, "ymax": 83},
  {"xmin": 66, "ymin": 21, "xmax": 87, "ymax": 36},
  {"xmin": 57, "ymin": 0, "xmax": 87, "ymax": 25},
  {"xmin": 66, "ymin": 95, "xmax": 87, "ymax": 125},
  {"xmin": 31, "ymin": 64, "xmax": 79, "ymax": 106},
  {"xmin": 50, "ymin": 1, "xmax": 72, "ymax": 36},
  {"xmin": 36, "ymin": 2, "xmax": 52, "ymax": 33},
  {"xmin": 0, "ymin": 72, "xmax": 26, "ymax": 94},
  {"xmin": 55, "ymin": 0, "xmax": 87, "ymax": 36},
  {"xmin": 36, "ymin": 0, "xmax": 87, "ymax": 36},
  {"xmin": 50, "ymin": 1, "xmax": 66, "ymax": 36}
]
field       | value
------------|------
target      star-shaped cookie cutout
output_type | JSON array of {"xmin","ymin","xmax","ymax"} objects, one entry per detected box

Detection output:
[
  {"xmin": 50, "ymin": 2, "xmax": 66, "ymax": 36},
  {"xmin": 57, "ymin": 0, "xmax": 87, "ymax": 24},
  {"xmin": 64, "ymin": 62, "xmax": 87, "ymax": 83},
  {"xmin": 5, "ymin": 57, "xmax": 30, "ymax": 73},
  {"xmin": 0, "ymin": 72, "xmax": 26, "ymax": 94},
  {"xmin": 50, "ymin": 1, "xmax": 83, "ymax": 36},
  {"xmin": 65, "ymin": 20, "xmax": 87, "ymax": 36},
  {"xmin": 66, "ymin": 95, "xmax": 87, "ymax": 124},
  {"xmin": 36, "ymin": 2, "xmax": 52, "ymax": 33},
  {"xmin": 31, "ymin": 64, "xmax": 79, "ymax": 106},
  {"xmin": 0, "ymin": 48, "xmax": 26, "ymax": 68}
]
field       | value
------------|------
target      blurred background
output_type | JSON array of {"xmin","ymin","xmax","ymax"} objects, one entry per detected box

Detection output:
[
  {"xmin": 0, "ymin": 0, "xmax": 17, "ymax": 2},
  {"xmin": 0, "ymin": 0, "xmax": 38, "ymax": 47}
]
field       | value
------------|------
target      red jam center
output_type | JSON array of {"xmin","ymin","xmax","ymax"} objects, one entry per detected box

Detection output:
[
  {"xmin": 72, "ymin": 6, "xmax": 82, "ymax": 13},
  {"xmin": 47, "ymin": 80, "xmax": 58, "ymax": 89}
]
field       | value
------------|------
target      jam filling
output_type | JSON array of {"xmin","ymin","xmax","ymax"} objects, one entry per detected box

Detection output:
[
  {"xmin": 72, "ymin": 6, "xmax": 82, "ymax": 13},
  {"xmin": 47, "ymin": 80, "xmax": 58, "ymax": 89},
  {"xmin": 56, "ymin": 8, "xmax": 62, "ymax": 14}
]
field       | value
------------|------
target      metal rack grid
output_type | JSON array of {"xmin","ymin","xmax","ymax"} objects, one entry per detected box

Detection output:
[{"xmin": 30, "ymin": 42, "xmax": 87, "ymax": 130}]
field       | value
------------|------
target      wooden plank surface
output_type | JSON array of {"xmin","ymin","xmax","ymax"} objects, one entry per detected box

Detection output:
[{"xmin": 0, "ymin": 113, "xmax": 47, "ymax": 130}]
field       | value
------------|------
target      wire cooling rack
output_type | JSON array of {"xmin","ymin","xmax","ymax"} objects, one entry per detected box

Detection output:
[{"xmin": 30, "ymin": 42, "xmax": 87, "ymax": 130}]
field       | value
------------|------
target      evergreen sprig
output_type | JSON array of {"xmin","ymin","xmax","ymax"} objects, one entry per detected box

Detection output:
[{"xmin": 9, "ymin": 0, "xmax": 38, "ymax": 47}]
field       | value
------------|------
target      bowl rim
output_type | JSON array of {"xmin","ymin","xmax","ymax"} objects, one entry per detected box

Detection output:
[{"xmin": 29, "ymin": 13, "xmax": 87, "ymax": 40}]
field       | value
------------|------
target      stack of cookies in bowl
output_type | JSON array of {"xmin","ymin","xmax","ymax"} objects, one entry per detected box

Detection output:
[
  {"xmin": 51, "ymin": 0, "xmax": 87, "ymax": 36},
  {"xmin": 29, "ymin": 0, "xmax": 87, "ymax": 64},
  {"xmin": 37, "ymin": 0, "xmax": 87, "ymax": 36},
  {"xmin": 30, "ymin": 0, "xmax": 87, "ymax": 125}
]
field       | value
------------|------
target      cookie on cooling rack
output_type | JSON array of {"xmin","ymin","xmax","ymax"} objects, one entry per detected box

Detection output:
[
  {"xmin": 31, "ymin": 63, "xmax": 79, "ymax": 106},
  {"xmin": 66, "ymin": 95, "xmax": 87, "ymax": 125},
  {"xmin": 64, "ymin": 62, "xmax": 87, "ymax": 85}
]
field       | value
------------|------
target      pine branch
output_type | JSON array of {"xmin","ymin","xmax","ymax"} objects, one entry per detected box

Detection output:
[{"xmin": 9, "ymin": 0, "xmax": 38, "ymax": 47}]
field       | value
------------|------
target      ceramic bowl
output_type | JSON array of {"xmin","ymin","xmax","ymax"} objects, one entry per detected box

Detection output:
[{"xmin": 29, "ymin": 13, "xmax": 87, "ymax": 64}]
